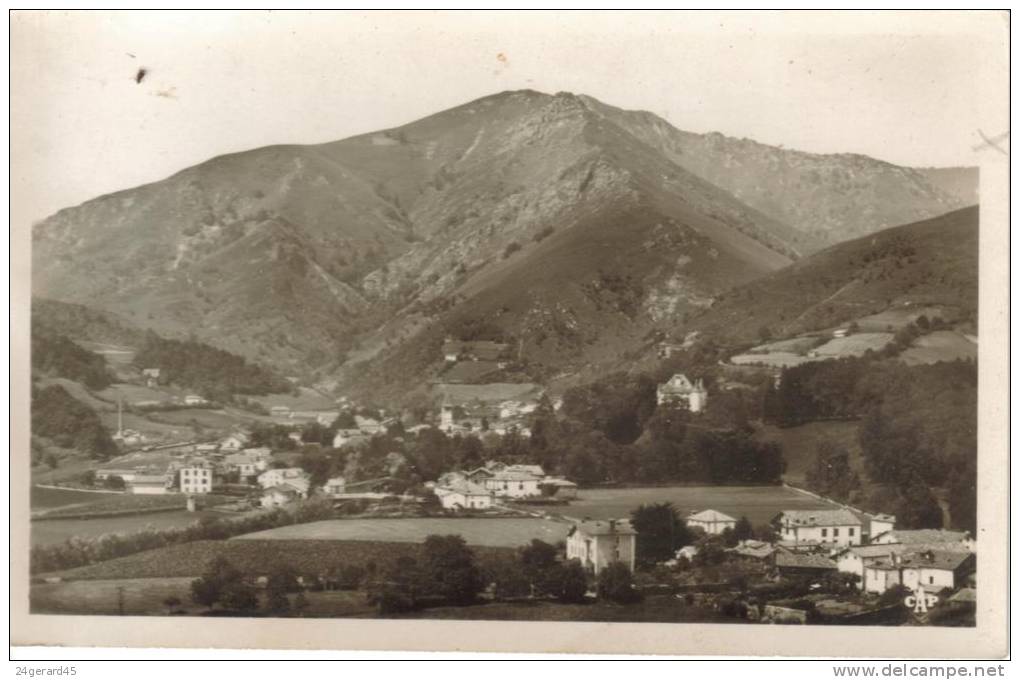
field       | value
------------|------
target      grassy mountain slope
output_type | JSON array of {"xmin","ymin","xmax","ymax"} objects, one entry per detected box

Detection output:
[{"xmin": 683, "ymin": 205, "xmax": 979, "ymax": 346}]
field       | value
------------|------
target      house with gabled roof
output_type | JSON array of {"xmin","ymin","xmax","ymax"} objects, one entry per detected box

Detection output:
[
  {"xmin": 566, "ymin": 518, "xmax": 637, "ymax": 575},
  {"xmin": 774, "ymin": 508, "xmax": 864, "ymax": 548},
  {"xmin": 686, "ymin": 509, "xmax": 737, "ymax": 535},
  {"xmin": 434, "ymin": 479, "xmax": 494, "ymax": 510},
  {"xmin": 862, "ymin": 549, "xmax": 976, "ymax": 594},
  {"xmin": 656, "ymin": 373, "xmax": 707, "ymax": 412}
]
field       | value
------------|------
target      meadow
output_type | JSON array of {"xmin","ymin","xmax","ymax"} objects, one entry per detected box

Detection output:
[
  {"xmin": 30, "ymin": 486, "xmax": 121, "ymax": 509},
  {"xmin": 565, "ymin": 485, "xmax": 839, "ymax": 525},
  {"xmin": 31, "ymin": 510, "xmax": 224, "ymax": 547},
  {"xmin": 41, "ymin": 539, "xmax": 514, "ymax": 581},
  {"xmin": 233, "ymin": 517, "xmax": 572, "ymax": 547}
]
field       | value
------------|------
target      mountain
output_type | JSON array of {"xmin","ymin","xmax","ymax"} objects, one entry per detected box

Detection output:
[
  {"xmin": 31, "ymin": 90, "xmax": 978, "ymax": 396},
  {"xmin": 682, "ymin": 205, "xmax": 979, "ymax": 346}
]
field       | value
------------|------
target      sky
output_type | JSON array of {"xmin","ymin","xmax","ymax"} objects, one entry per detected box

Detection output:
[{"xmin": 10, "ymin": 10, "xmax": 1009, "ymax": 226}]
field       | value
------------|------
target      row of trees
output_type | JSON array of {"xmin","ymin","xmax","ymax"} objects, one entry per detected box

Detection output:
[{"xmin": 186, "ymin": 536, "xmax": 643, "ymax": 616}]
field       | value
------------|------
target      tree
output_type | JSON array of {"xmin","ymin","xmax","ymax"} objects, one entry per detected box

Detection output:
[
  {"xmin": 293, "ymin": 591, "xmax": 310, "ymax": 616},
  {"xmin": 806, "ymin": 440, "xmax": 861, "ymax": 503},
  {"xmin": 489, "ymin": 560, "xmax": 530, "ymax": 600},
  {"xmin": 103, "ymin": 475, "xmax": 126, "ymax": 491},
  {"xmin": 550, "ymin": 560, "xmax": 589, "ymax": 603},
  {"xmin": 596, "ymin": 562, "xmax": 640, "ymax": 604},
  {"xmin": 733, "ymin": 516, "xmax": 753, "ymax": 542},
  {"xmin": 630, "ymin": 503, "xmax": 692, "ymax": 566},
  {"xmin": 422, "ymin": 534, "xmax": 483, "ymax": 605},
  {"xmin": 220, "ymin": 581, "xmax": 259, "ymax": 612},
  {"xmin": 266, "ymin": 588, "xmax": 290, "ymax": 615},
  {"xmin": 896, "ymin": 483, "xmax": 944, "ymax": 529},
  {"xmin": 190, "ymin": 557, "xmax": 243, "ymax": 609}
]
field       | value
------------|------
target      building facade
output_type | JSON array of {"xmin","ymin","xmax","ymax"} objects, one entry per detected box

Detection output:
[
  {"xmin": 775, "ymin": 509, "xmax": 864, "ymax": 548},
  {"xmin": 566, "ymin": 519, "xmax": 637, "ymax": 575},
  {"xmin": 656, "ymin": 374, "xmax": 708, "ymax": 412}
]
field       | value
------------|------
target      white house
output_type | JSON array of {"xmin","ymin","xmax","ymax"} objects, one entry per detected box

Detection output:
[
  {"xmin": 260, "ymin": 484, "xmax": 305, "ymax": 509},
  {"xmin": 862, "ymin": 550, "xmax": 976, "ymax": 595},
  {"xmin": 323, "ymin": 476, "xmax": 347, "ymax": 497},
  {"xmin": 686, "ymin": 509, "xmax": 737, "ymax": 535},
  {"xmin": 257, "ymin": 468, "xmax": 310, "ymax": 494},
  {"xmin": 219, "ymin": 433, "xmax": 250, "ymax": 452},
  {"xmin": 656, "ymin": 374, "xmax": 708, "ymax": 412},
  {"xmin": 775, "ymin": 508, "xmax": 864, "ymax": 548},
  {"xmin": 179, "ymin": 462, "xmax": 213, "ymax": 494},
  {"xmin": 184, "ymin": 395, "xmax": 207, "ymax": 406},
  {"xmin": 434, "ymin": 480, "xmax": 494, "ymax": 510},
  {"xmin": 129, "ymin": 474, "xmax": 170, "ymax": 495},
  {"xmin": 483, "ymin": 469, "xmax": 542, "ymax": 498},
  {"xmin": 566, "ymin": 519, "xmax": 637, "ymax": 575}
]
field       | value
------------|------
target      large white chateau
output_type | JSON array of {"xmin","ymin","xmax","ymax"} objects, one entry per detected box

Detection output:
[{"xmin": 656, "ymin": 373, "xmax": 708, "ymax": 412}]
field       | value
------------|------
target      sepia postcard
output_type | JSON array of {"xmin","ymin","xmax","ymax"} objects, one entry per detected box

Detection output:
[{"xmin": 9, "ymin": 9, "xmax": 1010, "ymax": 657}]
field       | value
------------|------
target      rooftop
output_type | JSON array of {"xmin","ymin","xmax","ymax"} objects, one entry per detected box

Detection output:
[
  {"xmin": 570, "ymin": 519, "xmax": 636, "ymax": 537},
  {"xmin": 774, "ymin": 550, "xmax": 837, "ymax": 570},
  {"xmin": 777, "ymin": 508, "xmax": 863, "ymax": 527},
  {"xmin": 869, "ymin": 550, "xmax": 974, "ymax": 572},
  {"xmin": 874, "ymin": 529, "xmax": 972, "ymax": 545},
  {"xmin": 688, "ymin": 509, "xmax": 737, "ymax": 523}
]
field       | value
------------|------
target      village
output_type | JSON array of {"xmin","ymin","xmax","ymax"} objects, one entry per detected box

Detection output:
[{"xmin": 29, "ymin": 336, "xmax": 977, "ymax": 626}]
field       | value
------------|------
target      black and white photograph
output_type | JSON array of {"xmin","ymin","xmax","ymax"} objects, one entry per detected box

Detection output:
[{"xmin": 10, "ymin": 9, "xmax": 1010, "ymax": 658}]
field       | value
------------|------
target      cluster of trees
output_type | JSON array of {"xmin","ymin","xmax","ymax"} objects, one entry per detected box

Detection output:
[
  {"xmin": 773, "ymin": 354, "xmax": 976, "ymax": 532},
  {"xmin": 31, "ymin": 384, "xmax": 117, "ymax": 459},
  {"xmin": 366, "ymin": 534, "xmax": 484, "ymax": 613},
  {"xmin": 133, "ymin": 331, "xmax": 292, "ymax": 401},
  {"xmin": 31, "ymin": 328, "xmax": 112, "ymax": 390},
  {"xmin": 487, "ymin": 539, "xmax": 588, "ymax": 603}
]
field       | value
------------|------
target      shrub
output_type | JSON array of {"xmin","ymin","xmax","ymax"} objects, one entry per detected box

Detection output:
[
  {"xmin": 596, "ymin": 562, "xmax": 641, "ymax": 604},
  {"xmin": 502, "ymin": 242, "xmax": 522, "ymax": 259}
]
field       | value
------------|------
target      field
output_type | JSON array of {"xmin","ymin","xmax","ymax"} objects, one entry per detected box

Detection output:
[
  {"xmin": 31, "ymin": 510, "xmax": 223, "ymax": 547},
  {"xmin": 729, "ymin": 352, "xmax": 819, "ymax": 368},
  {"xmin": 33, "ymin": 491, "xmax": 235, "ymax": 519},
  {"xmin": 246, "ymin": 387, "xmax": 337, "ymax": 411},
  {"xmin": 234, "ymin": 518, "xmax": 572, "ymax": 547},
  {"xmin": 746, "ymin": 336, "xmax": 823, "ymax": 354},
  {"xmin": 566, "ymin": 485, "xmax": 839, "ymax": 525},
  {"xmin": 900, "ymin": 331, "xmax": 977, "ymax": 365},
  {"xmin": 812, "ymin": 333, "xmax": 893, "ymax": 357},
  {"xmin": 30, "ymin": 486, "xmax": 121, "ymax": 509},
  {"xmin": 42, "ymin": 539, "xmax": 515, "ymax": 581},
  {"xmin": 855, "ymin": 305, "xmax": 949, "ymax": 332},
  {"xmin": 31, "ymin": 577, "xmax": 196, "ymax": 616}
]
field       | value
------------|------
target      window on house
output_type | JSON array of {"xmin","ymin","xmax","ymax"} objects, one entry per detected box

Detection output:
[
  {"xmin": 929, "ymin": 576, "xmax": 934, "ymax": 584},
  {"xmin": 834, "ymin": 528, "xmax": 840, "ymax": 537},
  {"xmin": 821, "ymin": 528, "xmax": 828, "ymax": 537},
  {"xmin": 849, "ymin": 528, "xmax": 855, "ymax": 536}
]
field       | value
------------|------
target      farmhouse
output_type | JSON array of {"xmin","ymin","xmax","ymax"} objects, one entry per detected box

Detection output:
[
  {"xmin": 442, "ymin": 339, "xmax": 510, "ymax": 364},
  {"xmin": 434, "ymin": 480, "xmax": 494, "ymax": 510},
  {"xmin": 184, "ymin": 395, "xmax": 207, "ymax": 406},
  {"xmin": 566, "ymin": 519, "xmax": 637, "ymax": 575},
  {"xmin": 686, "ymin": 509, "xmax": 737, "ymax": 535},
  {"xmin": 219, "ymin": 432, "xmax": 250, "ymax": 452},
  {"xmin": 222, "ymin": 450, "xmax": 268, "ymax": 481},
  {"xmin": 257, "ymin": 468, "xmax": 311, "ymax": 495},
  {"xmin": 128, "ymin": 473, "xmax": 170, "ymax": 495},
  {"xmin": 772, "ymin": 549, "xmax": 838, "ymax": 578},
  {"xmin": 774, "ymin": 508, "xmax": 864, "ymax": 548},
  {"xmin": 483, "ymin": 469, "xmax": 542, "ymax": 498},
  {"xmin": 141, "ymin": 367, "xmax": 160, "ymax": 387},
  {"xmin": 656, "ymin": 373, "xmax": 708, "ymax": 412},
  {"xmin": 539, "ymin": 477, "xmax": 578, "ymax": 499},
  {"xmin": 323, "ymin": 476, "xmax": 347, "ymax": 497},
  {"xmin": 261, "ymin": 484, "xmax": 305, "ymax": 509},
  {"xmin": 862, "ymin": 550, "xmax": 976, "ymax": 595}
]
